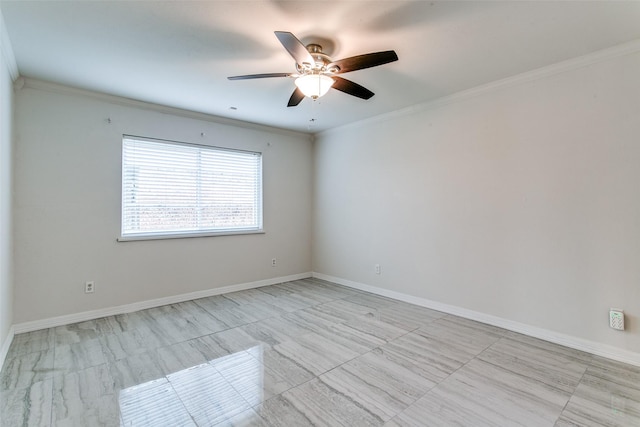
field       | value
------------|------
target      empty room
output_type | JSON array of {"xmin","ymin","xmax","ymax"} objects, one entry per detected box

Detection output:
[{"xmin": 1, "ymin": 1, "xmax": 639, "ymax": 426}]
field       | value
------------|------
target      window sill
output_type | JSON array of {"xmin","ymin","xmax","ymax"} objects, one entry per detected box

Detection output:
[{"xmin": 117, "ymin": 229, "xmax": 265, "ymax": 242}]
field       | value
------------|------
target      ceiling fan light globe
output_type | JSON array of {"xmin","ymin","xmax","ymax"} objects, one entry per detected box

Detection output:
[{"xmin": 295, "ymin": 74, "xmax": 334, "ymax": 99}]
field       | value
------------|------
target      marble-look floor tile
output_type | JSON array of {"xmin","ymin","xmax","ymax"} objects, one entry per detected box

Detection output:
[
  {"xmin": 0, "ymin": 378, "xmax": 53, "ymax": 427},
  {"xmin": 0, "ymin": 349, "xmax": 55, "ymax": 392},
  {"xmin": 437, "ymin": 315, "xmax": 507, "ymax": 337},
  {"xmin": 211, "ymin": 350, "xmax": 290, "ymax": 406},
  {"xmin": 308, "ymin": 279, "xmax": 363, "ymax": 298},
  {"xmin": 274, "ymin": 279, "xmax": 349, "ymax": 303},
  {"xmin": 414, "ymin": 316, "xmax": 502, "ymax": 358},
  {"xmin": 294, "ymin": 305, "xmax": 410, "ymax": 343},
  {"xmin": 393, "ymin": 358, "xmax": 571, "ymax": 426},
  {"xmin": 106, "ymin": 312, "xmax": 153, "ymax": 334},
  {"xmin": 168, "ymin": 362, "xmax": 250, "ymax": 426},
  {"xmin": 306, "ymin": 299, "xmax": 374, "ymax": 322},
  {"xmin": 320, "ymin": 347, "xmax": 437, "ymax": 422},
  {"xmin": 271, "ymin": 283, "xmax": 336, "ymax": 305},
  {"xmin": 119, "ymin": 377, "xmax": 195, "ymax": 427},
  {"xmin": 6, "ymin": 329, "xmax": 55, "ymax": 359},
  {"xmin": 478, "ymin": 337, "xmax": 589, "ymax": 393},
  {"xmin": 257, "ymin": 285, "xmax": 320, "ymax": 309},
  {"xmin": 280, "ymin": 378, "xmax": 384, "ymax": 426},
  {"xmin": 191, "ymin": 327, "xmax": 267, "ymax": 362},
  {"xmin": 245, "ymin": 345, "xmax": 315, "ymax": 388},
  {"xmin": 223, "ymin": 288, "xmax": 304, "ymax": 313},
  {"xmin": 108, "ymin": 352, "xmax": 167, "ymax": 391},
  {"xmin": 380, "ymin": 332, "xmax": 472, "ymax": 383},
  {"xmin": 344, "ymin": 294, "xmax": 445, "ymax": 330},
  {"xmin": 92, "ymin": 315, "xmax": 129, "ymax": 336},
  {"xmin": 54, "ymin": 338, "xmax": 107, "ymax": 374},
  {"xmin": 53, "ymin": 395, "xmax": 119, "ymax": 427},
  {"xmin": 137, "ymin": 303, "xmax": 227, "ymax": 343},
  {"xmin": 52, "ymin": 364, "xmax": 118, "ymax": 427},
  {"xmin": 283, "ymin": 311, "xmax": 386, "ymax": 355},
  {"xmin": 273, "ymin": 332, "xmax": 362, "ymax": 376},
  {"xmin": 54, "ymin": 321, "xmax": 100, "ymax": 346},
  {"xmin": 4, "ymin": 278, "xmax": 640, "ymax": 427},
  {"xmin": 254, "ymin": 395, "xmax": 316, "ymax": 427},
  {"xmin": 214, "ymin": 408, "xmax": 268, "ymax": 426},
  {"xmin": 241, "ymin": 315, "xmax": 311, "ymax": 346},
  {"xmin": 99, "ymin": 326, "xmax": 167, "ymax": 362},
  {"xmin": 173, "ymin": 300, "xmax": 233, "ymax": 333},
  {"xmin": 503, "ymin": 331, "xmax": 593, "ymax": 364},
  {"xmin": 154, "ymin": 341, "xmax": 210, "ymax": 374},
  {"xmin": 193, "ymin": 297, "xmax": 257, "ymax": 329},
  {"xmin": 344, "ymin": 292, "xmax": 404, "ymax": 310},
  {"xmin": 556, "ymin": 356, "xmax": 640, "ymax": 426}
]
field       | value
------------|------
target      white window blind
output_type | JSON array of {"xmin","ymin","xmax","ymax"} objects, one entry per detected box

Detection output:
[{"xmin": 121, "ymin": 136, "xmax": 262, "ymax": 239}]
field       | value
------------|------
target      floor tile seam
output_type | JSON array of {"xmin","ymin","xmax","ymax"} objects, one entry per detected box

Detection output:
[
  {"xmin": 251, "ymin": 384, "xmax": 322, "ymax": 426},
  {"xmin": 478, "ymin": 336, "xmax": 591, "ymax": 391},
  {"xmin": 307, "ymin": 330, "xmax": 420, "ymax": 394},
  {"xmin": 158, "ymin": 305, "xmax": 293, "ymax": 345},
  {"xmin": 276, "ymin": 371, "xmax": 387, "ymax": 427},
  {"xmin": 552, "ymin": 361, "xmax": 592, "ymax": 426},
  {"xmin": 317, "ymin": 372, "xmax": 388, "ymax": 425},
  {"xmin": 47, "ymin": 327, "xmax": 57, "ymax": 427},
  {"xmin": 580, "ymin": 356, "xmax": 640, "ymax": 389},
  {"xmin": 428, "ymin": 337, "xmax": 502, "ymax": 394},
  {"xmin": 319, "ymin": 354, "xmax": 433, "ymax": 420},
  {"xmin": 488, "ymin": 344, "xmax": 591, "ymax": 378},
  {"xmin": 163, "ymin": 373, "xmax": 202, "ymax": 427},
  {"xmin": 244, "ymin": 345, "xmax": 316, "ymax": 387},
  {"xmin": 408, "ymin": 329, "xmax": 496, "ymax": 359},
  {"xmin": 467, "ymin": 341, "xmax": 578, "ymax": 404}
]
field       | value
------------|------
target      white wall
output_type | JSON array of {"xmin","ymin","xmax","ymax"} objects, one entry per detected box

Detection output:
[
  {"xmin": 13, "ymin": 82, "xmax": 312, "ymax": 323},
  {"xmin": 313, "ymin": 50, "xmax": 640, "ymax": 354},
  {"xmin": 0, "ymin": 12, "xmax": 15, "ymax": 362}
]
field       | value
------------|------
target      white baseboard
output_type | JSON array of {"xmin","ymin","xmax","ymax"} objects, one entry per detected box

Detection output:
[
  {"xmin": 313, "ymin": 272, "xmax": 640, "ymax": 367},
  {"xmin": 0, "ymin": 325, "xmax": 15, "ymax": 372},
  {"xmin": 13, "ymin": 272, "xmax": 312, "ymax": 334}
]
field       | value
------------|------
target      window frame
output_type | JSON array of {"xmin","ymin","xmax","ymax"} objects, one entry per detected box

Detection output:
[{"xmin": 119, "ymin": 135, "xmax": 264, "ymax": 242}]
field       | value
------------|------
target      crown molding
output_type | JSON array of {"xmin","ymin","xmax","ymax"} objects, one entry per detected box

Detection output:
[
  {"xmin": 20, "ymin": 77, "xmax": 311, "ymax": 140},
  {"xmin": 0, "ymin": 9, "xmax": 19, "ymax": 81},
  {"xmin": 318, "ymin": 38, "xmax": 640, "ymax": 137}
]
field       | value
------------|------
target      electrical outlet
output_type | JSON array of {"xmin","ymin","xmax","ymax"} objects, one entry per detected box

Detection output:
[
  {"xmin": 271, "ymin": 258, "xmax": 277, "ymax": 267},
  {"xmin": 375, "ymin": 264, "xmax": 381, "ymax": 274},
  {"xmin": 609, "ymin": 309, "xmax": 624, "ymax": 331},
  {"xmin": 85, "ymin": 281, "xmax": 95, "ymax": 294}
]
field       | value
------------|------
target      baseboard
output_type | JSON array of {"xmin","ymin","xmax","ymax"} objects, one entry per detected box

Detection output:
[
  {"xmin": 13, "ymin": 272, "xmax": 312, "ymax": 334},
  {"xmin": 312, "ymin": 272, "xmax": 640, "ymax": 367},
  {"xmin": 0, "ymin": 325, "xmax": 15, "ymax": 372}
]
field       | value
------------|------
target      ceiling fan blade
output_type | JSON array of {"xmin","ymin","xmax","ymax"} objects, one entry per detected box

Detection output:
[
  {"xmin": 275, "ymin": 31, "xmax": 315, "ymax": 66},
  {"xmin": 329, "ymin": 50, "xmax": 398, "ymax": 74},
  {"xmin": 228, "ymin": 73, "xmax": 292, "ymax": 80},
  {"xmin": 331, "ymin": 76, "xmax": 374, "ymax": 100},
  {"xmin": 287, "ymin": 88, "xmax": 305, "ymax": 107}
]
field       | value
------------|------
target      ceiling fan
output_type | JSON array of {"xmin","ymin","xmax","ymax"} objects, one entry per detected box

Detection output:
[{"xmin": 228, "ymin": 31, "xmax": 398, "ymax": 107}]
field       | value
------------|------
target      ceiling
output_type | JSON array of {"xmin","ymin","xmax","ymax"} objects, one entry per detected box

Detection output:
[{"xmin": 2, "ymin": 1, "xmax": 640, "ymax": 134}]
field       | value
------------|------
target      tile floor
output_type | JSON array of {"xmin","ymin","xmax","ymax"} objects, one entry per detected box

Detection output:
[{"xmin": 1, "ymin": 278, "xmax": 639, "ymax": 426}]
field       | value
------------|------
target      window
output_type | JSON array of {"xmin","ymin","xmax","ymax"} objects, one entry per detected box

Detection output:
[{"xmin": 121, "ymin": 136, "xmax": 262, "ymax": 240}]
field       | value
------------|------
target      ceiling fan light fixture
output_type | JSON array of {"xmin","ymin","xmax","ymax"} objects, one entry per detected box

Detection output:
[{"xmin": 295, "ymin": 74, "xmax": 334, "ymax": 99}]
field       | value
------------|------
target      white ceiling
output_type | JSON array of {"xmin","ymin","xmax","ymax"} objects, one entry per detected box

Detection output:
[{"xmin": 2, "ymin": 1, "xmax": 640, "ymax": 134}]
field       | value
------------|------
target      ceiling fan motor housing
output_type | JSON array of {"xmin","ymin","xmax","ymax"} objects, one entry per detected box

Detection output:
[
  {"xmin": 228, "ymin": 31, "xmax": 398, "ymax": 106},
  {"xmin": 296, "ymin": 44, "xmax": 339, "ymax": 74}
]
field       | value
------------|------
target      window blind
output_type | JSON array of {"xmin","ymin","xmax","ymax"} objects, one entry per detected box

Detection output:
[{"xmin": 122, "ymin": 136, "xmax": 262, "ymax": 238}]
